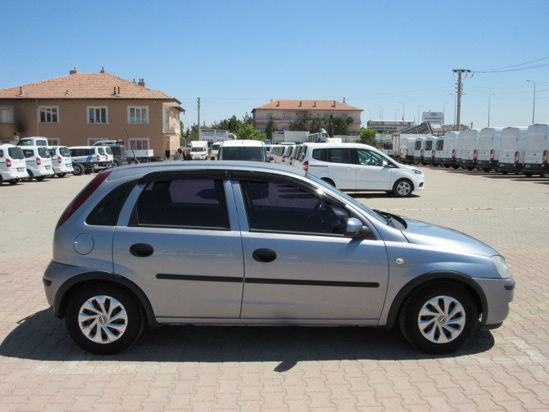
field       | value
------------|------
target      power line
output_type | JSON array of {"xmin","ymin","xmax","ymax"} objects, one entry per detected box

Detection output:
[{"xmin": 473, "ymin": 55, "xmax": 549, "ymax": 73}]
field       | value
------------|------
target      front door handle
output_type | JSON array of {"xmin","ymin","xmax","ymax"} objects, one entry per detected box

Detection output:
[
  {"xmin": 130, "ymin": 243, "xmax": 154, "ymax": 257},
  {"xmin": 252, "ymin": 248, "xmax": 277, "ymax": 263}
]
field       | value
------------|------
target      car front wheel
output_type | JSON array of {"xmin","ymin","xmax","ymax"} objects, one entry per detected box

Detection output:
[
  {"xmin": 399, "ymin": 284, "xmax": 478, "ymax": 354},
  {"xmin": 65, "ymin": 284, "xmax": 143, "ymax": 354},
  {"xmin": 392, "ymin": 179, "xmax": 413, "ymax": 197}
]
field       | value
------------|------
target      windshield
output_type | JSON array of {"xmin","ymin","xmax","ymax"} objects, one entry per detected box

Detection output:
[
  {"xmin": 306, "ymin": 174, "xmax": 387, "ymax": 225},
  {"xmin": 8, "ymin": 147, "xmax": 24, "ymax": 159},
  {"xmin": 191, "ymin": 147, "xmax": 205, "ymax": 152},
  {"xmin": 212, "ymin": 144, "xmax": 220, "ymax": 150},
  {"xmin": 38, "ymin": 147, "xmax": 50, "ymax": 158},
  {"xmin": 105, "ymin": 147, "xmax": 113, "ymax": 154},
  {"xmin": 59, "ymin": 147, "xmax": 71, "ymax": 156},
  {"xmin": 220, "ymin": 147, "xmax": 265, "ymax": 161}
]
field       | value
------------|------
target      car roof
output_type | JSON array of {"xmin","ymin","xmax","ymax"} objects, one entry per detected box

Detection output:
[
  {"xmin": 70, "ymin": 146, "xmax": 96, "ymax": 149},
  {"xmin": 302, "ymin": 142, "xmax": 377, "ymax": 151},
  {"xmin": 221, "ymin": 140, "xmax": 265, "ymax": 147},
  {"xmin": 0, "ymin": 144, "xmax": 18, "ymax": 149},
  {"xmin": 106, "ymin": 161, "xmax": 306, "ymax": 181}
]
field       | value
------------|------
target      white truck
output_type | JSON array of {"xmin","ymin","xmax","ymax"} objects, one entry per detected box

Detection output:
[
  {"xmin": 190, "ymin": 140, "xmax": 209, "ymax": 160},
  {"xmin": 272, "ymin": 130, "xmax": 309, "ymax": 143},
  {"xmin": 458, "ymin": 129, "xmax": 480, "ymax": 170},
  {"xmin": 497, "ymin": 127, "xmax": 528, "ymax": 174},
  {"xmin": 434, "ymin": 131, "xmax": 459, "ymax": 168},
  {"xmin": 477, "ymin": 128, "xmax": 503, "ymax": 172},
  {"xmin": 523, "ymin": 124, "xmax": 549, "ymax": 177}
]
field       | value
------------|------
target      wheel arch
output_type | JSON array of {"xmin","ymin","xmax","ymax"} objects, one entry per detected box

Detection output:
[
  {"xmin": 394, "ymin": 176, "xmax": 415, "ymax": 191},
  {"xmin": 54, "ymin": 272, "xmax": 158, "ymax": 328},
  {"xmin": 386, "ymin": 271, "xmax": 487, "ymax": 328}
]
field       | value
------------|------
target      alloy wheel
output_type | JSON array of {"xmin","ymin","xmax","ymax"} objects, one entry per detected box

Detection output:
[
  {"xmin": 78, "ymin": 295, "xmax": 128, "ymax": 344},
  {"xmin": 417, "ymin": 295, "xmax": 466, "ymax": 344}
]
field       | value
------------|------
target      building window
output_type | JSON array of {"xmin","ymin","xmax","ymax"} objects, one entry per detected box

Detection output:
[
  {"xmin": 128, "ymin": 106, "xmax": 149, "ymax": 124},
  {"xmin": 88, "ymin": 107, "xmax": 108, "ymax": 124},
  {"xmin": 39, "ymin": 106, "xmax": 58, "ymax": 123},
  {"xmin": 0, "ymin": 106, "xmax": 14, "ymax": 123},
  {"xmin": 129, "ymin": 137, "xmax": 149, "ymax": 150},
  {"xmin": 267, "ymin": 113, "xmax": 273, "ymax": 119},
  {"xmin": 282, "ymin": 112, "xmax": 292, "ymax": 120},
  {"xmin": 48, "ymin": 138, "xmax": 60, "ymax": 145}
]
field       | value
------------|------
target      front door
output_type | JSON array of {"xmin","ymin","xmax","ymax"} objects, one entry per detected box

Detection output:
[
  {"xmin": 355, "ymin": 149, "xmax": 392, "ymax": 190},
  {"xmin": 236, "ymin": 178, "xmax": 389, "ymax": 321},
  {"xmin": 113, "ymin": 175, "xmax": 244, "ymax": 319}
]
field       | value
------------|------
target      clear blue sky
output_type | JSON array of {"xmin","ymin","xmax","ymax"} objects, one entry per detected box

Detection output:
[{"xmin": 2, "ymin": 0, "xmax": 548, "ymax": 130}]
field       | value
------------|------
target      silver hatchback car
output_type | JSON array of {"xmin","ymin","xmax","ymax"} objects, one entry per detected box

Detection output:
[{"xmin": 43, "ymin": 162, "xmax": 514, "ymax": 354}]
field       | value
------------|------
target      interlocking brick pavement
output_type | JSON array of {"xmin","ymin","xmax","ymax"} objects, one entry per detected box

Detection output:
[{"xmin": 0, "ymin": 168, "xmax": 548, "ymax": 411}]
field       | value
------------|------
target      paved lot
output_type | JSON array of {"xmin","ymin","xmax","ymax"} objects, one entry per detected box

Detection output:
[{"xmin": 0, "ymin": 167, "xmax": 548, "ymax": 411}]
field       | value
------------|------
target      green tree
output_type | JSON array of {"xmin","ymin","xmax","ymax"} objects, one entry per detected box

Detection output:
[
  {"xmin": 359, "ymin": 128, "xmax": 377, "ymax": 146},
  {"xmin": 310, "ymin": 118, "xmax": 323, "ymax": 133},
  {"xmin": 236, "ymin": 123, "xmax": 265, "ymax": 141},
  {"xmin": 289, "ymin": 117, "xmax": 308, "ymax": 131},
  {"xmin": 265, "ymin": 118, "xmax": 275, "ymax": 140}
]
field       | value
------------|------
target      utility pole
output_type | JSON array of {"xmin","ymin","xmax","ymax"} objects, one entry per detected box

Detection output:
[
  {"xmin": 453, "ymin": 69, "xmax": 470, "ymax": 131},
  {"xmin": 527, "ymin": 80, "xmax": 536, "ymax": 124},
  {"xmin": 197, "ymin": 97, "xmax": 201, "ymax": 140}
]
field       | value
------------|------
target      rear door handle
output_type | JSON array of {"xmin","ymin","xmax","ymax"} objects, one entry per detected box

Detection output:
[
  {"xmin": 252, "ymin": 248, "xmax": 277, "ymax": 263},
  {"xmin": 130, "ymin": 243, "xmax": 154, "ymax": 257}
]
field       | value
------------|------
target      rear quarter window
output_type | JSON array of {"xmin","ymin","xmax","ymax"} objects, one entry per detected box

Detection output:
[
  {"xmin": 312, "ymin": 148, "xmax": 327, "ymax": 161},
  {"xmin": 86, "ymin": 181, "xmax": 136, "ymax": 226}
]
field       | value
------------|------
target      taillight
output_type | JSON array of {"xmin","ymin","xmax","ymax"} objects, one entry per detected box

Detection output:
[
  {"xmin": 290, "ymin": 159, "xmax": 293, "ymax": 165},
  {"xmin": 514, "ymin": 151, "xmax": 519, "ymax": 164},
  {"xmin": 6, "ymin": 158, "xmax": 11, "ymax": 168},
  {"xmin": 490, "ymin": 149, "xmax": 494, "ymax": 161},
  {"xmin": 58, "ymin": 156, "xmax": 63, "ymax": 164},
  {"xmin": 543, "ymin": 150, "xmax": 548, "ymax": 165},
  {"xmin": 452, "ymin": 149, "xmax": 456, "ymax": 159},
  {"xmin": 56, "ymin": 171, "xmax": 111, "ymax": 229},
  {"xmin": 36, "ymin": 157, "xmax": 41, "ymax": 166},
  {"xmin": 97, "ymin": 154, "xmax": 101, "ymax": 161},
  {"xmin": 282, "ymin": 157, "xmax": 286, "ymax": 163},
  {"xmin": 473, "ymin": 149, "xmax": 478, "ymax": 161},
  {"xmin": 303, "ymin": 160, "xmax": 309, "ymax": 172}
]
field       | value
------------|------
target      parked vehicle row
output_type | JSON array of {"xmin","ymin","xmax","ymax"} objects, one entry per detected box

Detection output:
[{"xmin": 395, "ymin": 124, "xmax": 549, "ymax": 177}]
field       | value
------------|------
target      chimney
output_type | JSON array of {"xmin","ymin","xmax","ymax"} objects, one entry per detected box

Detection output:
[
  {"xmin": 332, "ymin": 100, "xmax": 336, "ymax": 107},
  {"xmin": 100, "ymin": 66, "xmax": 105, "ymax": 73},
  {"xmin": 299, "ymin": 101, "xmax": 302, "ymax": 107},
  {"xmin": 313, "ymin": 101, "xmax": 316, "ymax": 107},
  {"xmin": 137, "ymin": 78, "xmax": 145, "ymax": 87},
  {"xmin": 69, "ymin": 67, "xmax": 77, "ymax": 75},
  {"xmin": 113, "ymin": 87, "xmax": 117, "ymax": 95},
  {"xmin": 18, "ymin": 86, "xmax": 24, "ymax": 97},
  {"xmin": 343, "ymin": 97, "xmax": 346, "ymax": 104},
  {"xmin": 276, "ymin": 100, "xmax": 280, "ymax": 107},
  {"xmin": 117, "ymin": 86, "xmax": 120, "ymax": 95}
]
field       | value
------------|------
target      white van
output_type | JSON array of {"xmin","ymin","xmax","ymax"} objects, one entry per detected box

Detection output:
[
  {"xmin": 21, "ymin": 146, "xmax": 54, "ymax": 181},
  {"xmin": 47, "ymin": 146, "xmax": 74, "ymax": 177},
  {"xmin": 0, "ymin": 144, "xmax": 28, "ymax": 184},
  {"xmin": 498, "ymin": 127, "xmax": 528, "ymax": 174},
  {"xmin": 399, "ymin": 136, "xmax": 416, "ymax": 164},
  {"xmin": 218, "ymin": 140, "xmax": 266, "ymax": 162},
  {"xmin": 69, "ymin": 146, "xmax": 100, "ymax": 175},
  {"xmin": 210, "ymin": 142, "xmax": 221, "ymax": 160},
  {"xmin": 458, "ymin": 129, "xmax": 480, "ymax": 170},
  {"xmin": 523, "ymin": 124, "xmax": 549, "ymax": 177},
  {"xmin": 434, "ymin": 131, "xmax": 459, "ymax": 168},
  {"xmin": 190, "ymin": 141, "xmax": 208, "ymax": 160},
  {"xmin": 477, "ymin": 128, "xmax": 503, "ymax": 172},
  {"xmin": 299, "ymin": 142, "xmax": 424, "ymax": 197},
  {"xmin": 413, "ymin": 137, "xmax": 426, "ymax": 164},
  {"xmin": 17, "ymin": 136, "xmax": 49, "ymax": 147},
  {"xmin": 280, "ymin": 144, "xmax": 297, "ymax": 165},
  {"xmin": 423, "ymin": 136, "xmax": 438, "ymax": 166}
]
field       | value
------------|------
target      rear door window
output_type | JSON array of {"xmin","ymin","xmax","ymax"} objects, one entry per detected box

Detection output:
[
  {"xmin": 132, "ymin": 178, "xmax": 229, "ymax": 230},
  {"xmin": 312, "ymin": 148, "xmax": 327, "ymax": 161},
  {"xmin": 38, "ymin": 147, "xmax": 50, "ymax": 158},
  {"xmin": 436, "ymin": 140, "xmax": 444, "ymax": 150},
  {"xmin": 8, "ymin": 147, "xmax": 24, "ymax": 159}
]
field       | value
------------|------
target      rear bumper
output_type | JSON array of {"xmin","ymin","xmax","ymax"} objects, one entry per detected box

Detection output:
[
  {"xmin": 460, "ymin": 159, "xmax": 476, "ymax": 168},
  {"xmin": 1, "ymin": 169, "xmax": 28, "ymax": 180},
  {"xmin": 522, "ymin": 163, "xmax": 548, "ymax": 173},
  {"xmin": 52, "ymin": 164, "xmax": 74, "ymax": 174},
  {"xmin": 497, "ymin": 163, "xmax": 520, "ymax": 172}
]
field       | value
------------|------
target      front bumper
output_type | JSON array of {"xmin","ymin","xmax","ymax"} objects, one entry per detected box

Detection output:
[{"xmin": 474, "ymin": 276, "xmax": 515, "ymax": 327}]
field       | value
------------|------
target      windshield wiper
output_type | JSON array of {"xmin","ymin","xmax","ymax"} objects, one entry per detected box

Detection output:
[{"xmin": 373, "ymin": 209, "xmax": 407, "ymax": 229}]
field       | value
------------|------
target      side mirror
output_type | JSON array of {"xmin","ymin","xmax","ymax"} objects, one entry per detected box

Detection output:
[{"xmin": 345, "ymin": 217, "xmax": 363, "ymax": 238}]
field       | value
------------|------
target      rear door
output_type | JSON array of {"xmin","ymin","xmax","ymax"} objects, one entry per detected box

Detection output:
[
  {"xmin": 113, "ymin": 172, "xmax": 244, "ymax": 319},
  {"xmin": 326, "ymin": 148, "xmax": 357, "ymax": 190}
]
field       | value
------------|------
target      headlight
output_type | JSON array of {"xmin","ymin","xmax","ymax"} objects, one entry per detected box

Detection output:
[
  {"xmin": 413, "ymin": 169, "xmax": 423, "ymax": 175},
  {"xmin": 491, "ymin": 256, "xmax": 510, "ymax": 278}
]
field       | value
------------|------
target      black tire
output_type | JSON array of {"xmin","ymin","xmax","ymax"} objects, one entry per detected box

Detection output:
[
  {"xmin": 452, "ymin": 165, "xmax": 459, "ymax": 169},
  {"xmin": 467, "ymin": 167, "xmax": 473, "ymax": 171},
  {"xmin": 26, "ymin": 169, "xmax": 33, "ymax": 182},
  {"xmin": 65, "ymin": 283, "xmax": 144, "ymax": 354},
  {"xmin": 321, "ymin": 177, "xmax": 336, "ymax": 187},
  {"xmin": 501, "ymin": 171, "xmax": 508, "ymax": 175},
  {"xmin": 57, "ymin": 173, "xmax": 66, "ymax": 178},
  {"xmin": 9, "ymin": 179, "xmax": 19, "ymax": 185},
  {"xmin": 0, "ymin": 175, "xmax": 3, "ymax": 185},
  {"xmin": 36, "ymin": 176, "xmax": 45, "ymax": 182},
  {"xmin": 444, "ymin": 164, "xmax": 450, "ymax": 168},
  {"xmin": 72, "ymin": 164, "xmax": 83, "ymax": 176},
  {"xmin": 483, "ymin": 168, "xmax": 491, "ymax": 173},
  {"xmin": 392, "ymin": 178, "xmax": 413, "ymax": 197},
  {"xmin": 399, "ymin": 283, "xmax": 478, "ymax": 354},
  {"xmin": 524, "ymin": 173, "xmax": 532, "ymax": 177}
]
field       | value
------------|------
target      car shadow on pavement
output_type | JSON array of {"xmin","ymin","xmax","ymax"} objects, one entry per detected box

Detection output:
[
  {"xmin": 348, "ymin": 193, "xmax": 420, "ymax": 199},
  {"xmin": 0, "ymin": 309, "xmax": 494, "ymax": 371}
]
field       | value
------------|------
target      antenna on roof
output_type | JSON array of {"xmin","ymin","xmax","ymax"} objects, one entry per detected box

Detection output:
[{"xmin": 18, "ymin": 87, "xmax": 24, "ymax": 97}]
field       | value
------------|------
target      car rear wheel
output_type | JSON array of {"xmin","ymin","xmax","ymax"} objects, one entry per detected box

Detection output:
[
  {"xmin": 57, "ymin": 173, "xmax": 66, "ymax": 178},
  {"xmin": 72, "ymin": 164, "xmax": 83, "ymax": 176},
  {"xmin": 25, "ymin": 170, "xmax": 33, "ymax": 182},
  {"xmin": 399, "ymin": 284, "xmax": 478, "ymax": 354},
  {"xmin": 9, "ymin": 179, "xmax": 19, "ymax": 185},
  {"xmin": 36, "ymin": 176, "xmax": 45, "ymax": 182},
  {"xmin": 392, "ymin": 179, "xmax": 413, "ymax": 197},
  {"xmin": 65, "ymin": 284, "xmax": 144, "ymax": 354}
]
